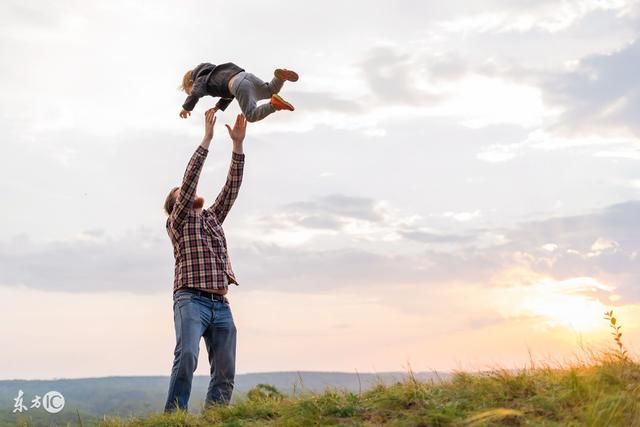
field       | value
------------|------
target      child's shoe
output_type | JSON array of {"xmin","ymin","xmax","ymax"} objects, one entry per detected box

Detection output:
[
  {"xmin": 271, "ymin": 94, "xmax": 295, "ymax": 111},
  {"xmin": 274, "ymin": 68, "xmax": 299, "ymax": 82}
]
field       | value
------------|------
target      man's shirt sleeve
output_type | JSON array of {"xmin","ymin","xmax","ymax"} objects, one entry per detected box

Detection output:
[
  {"xmin": 207, "ymin": 152, "xmax": 244, "ymax": 223},
  {"xmin": 170, "ymin": 146, "xmax": 208, "ymax": 229}
]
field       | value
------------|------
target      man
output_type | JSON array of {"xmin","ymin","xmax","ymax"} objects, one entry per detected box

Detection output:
[{"xmin": 163, "ymin": 108, "xmax": 247, "ymax": 412}]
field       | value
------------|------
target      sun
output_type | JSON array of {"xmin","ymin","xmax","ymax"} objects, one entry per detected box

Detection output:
[{"xmin": 512, "ymin": 277, "xmax": 616, "ymax": 333}]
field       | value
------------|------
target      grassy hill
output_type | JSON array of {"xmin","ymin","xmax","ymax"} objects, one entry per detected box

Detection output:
[
  {"xmin": 92, "ymin": 355, "xmax": 639, "ymax": 426},
  {"xmin": 0, "ymin": 371, "xmax": 447, "ymax": 426}
]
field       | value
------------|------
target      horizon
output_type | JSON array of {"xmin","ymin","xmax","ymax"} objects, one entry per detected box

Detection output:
[
  {"xmin": 0, "ymin": 369, "xmax": 449, "ymax": 382},
  {"xmin": 1, "ymin": 0, "xmax": 640, "ymax": 382}
]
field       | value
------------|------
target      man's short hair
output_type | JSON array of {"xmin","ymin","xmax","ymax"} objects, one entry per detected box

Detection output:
[{"xmin": 164, "ymin": 187, "xmax": 179, "ymax": 215}]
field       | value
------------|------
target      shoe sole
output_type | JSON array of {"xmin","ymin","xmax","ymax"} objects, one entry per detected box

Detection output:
[
  {"xmin": 275, "ymin": 69, "xmax": 299, "ymax": 82},
  {"xmin": 272, "ymin": 95, "xmax": 295, "ymax": 111}
]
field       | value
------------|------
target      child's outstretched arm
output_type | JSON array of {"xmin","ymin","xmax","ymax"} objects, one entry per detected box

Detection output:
[
  {"xmin": 180, "ymin": 95, "xmax": 199, "ymax": 118},
  {"xmin": 202, "ymin": 98, "xmax": 232, "ymax": 117},
  {"xmin": 179, "ymin": 77, "xmax": 207, "ymax": 118}
]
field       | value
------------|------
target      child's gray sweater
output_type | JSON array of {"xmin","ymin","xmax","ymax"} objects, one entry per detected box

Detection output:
[{"xmin": 182, "ymin": 62, "xmax": 245, "ymax": 112}]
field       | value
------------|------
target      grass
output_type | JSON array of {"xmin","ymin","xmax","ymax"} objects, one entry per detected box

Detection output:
[
  {"xmin": 25, "ymin": 310, "xmax": 640, "ymax": 426},
  {"xmin": 96, "ymin": 357, "xmax": 640, "ymax": 426}
]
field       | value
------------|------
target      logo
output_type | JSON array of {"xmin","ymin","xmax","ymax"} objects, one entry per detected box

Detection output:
[{"xmin": 42, "ymin": 391, "xmax": 65, "ymax": 413}]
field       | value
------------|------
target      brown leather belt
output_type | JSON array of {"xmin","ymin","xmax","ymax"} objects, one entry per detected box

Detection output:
[{"xmin": 178, "ymin": 287, "xmax": 228, "ymax": 303}]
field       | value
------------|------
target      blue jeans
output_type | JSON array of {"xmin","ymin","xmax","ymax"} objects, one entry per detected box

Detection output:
[{"xmin": 164, "ymin": 289, "xmax": 237, "ymax": 412}]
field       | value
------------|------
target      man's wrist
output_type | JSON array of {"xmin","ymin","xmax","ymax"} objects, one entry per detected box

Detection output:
[
  {"xmin": 201, "ymin": 137, "xmax": 212, "ymax": 149},
  {"xmin": 232, "ymin": 140, "xmax": 244, "ymax": 154}
]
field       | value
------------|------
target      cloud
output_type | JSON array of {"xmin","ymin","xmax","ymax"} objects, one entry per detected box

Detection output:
[
  {"xmin": 2, "ymin": 197, "xmax": 637, "ymax": 309},
  {"xmin": 244, "ymin": 194, "xmax": 475, "ymax": 247},
  {"xmin": 285, "ymin": 194, "xmax": 386, "ymax": 223},
  {"xmin": 542, "ymin": 38, "xmax": 640, "ymax": 135},
  {"xmin": 491, "ymin": 201, "xmax": 640, "ymax": 300},
  {"xmin": 358, "ymin": 46, "xmax": 444, "ymax": 106},
  {"xmin": 352, "ymin": 46, "xmax": 547, "ymax": 128},
  {"xmin": 437, "ymin": 0, "xmax": 637, "ymax": 34},
  {"xmin": 477, "ymin": 129, "xmax": 640, "ymax": 162},
  {"xmin": 238, "ymin": 199, "xmax": 640, "ymax": 300},
  {"xmin": 284, "ymin": 91, "xmax": 364, "ymax": 113},
  {"xmin": 0, "ymin": 229, "xmax": 173, "ymax": 294},
  {"xmin": 269, "ymin": 43, "xmax": 548, "ymax": 134},
  {"xmin": 476, "ymin": 38, "xmax": 640, "ymax": 162},
  {"xmin": 397, "ymin": 230, "xmax": 473, "ymax": 244},
  {"xmin": 443, "ymin": 210, "xmax": 481, "ymax": 222}
]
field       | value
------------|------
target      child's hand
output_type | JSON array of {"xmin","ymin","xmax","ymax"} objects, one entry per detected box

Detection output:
[{"xmin": 179, "ymin": 109, "xmax": 191, "ymax": 119}]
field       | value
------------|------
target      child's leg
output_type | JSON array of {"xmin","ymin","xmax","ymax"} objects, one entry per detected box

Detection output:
[
  {"xmin": 269, "ymin": 69, "xmax": 299, "ymax": 94},
  {"xmin": 267, "ymin": 76, "xmax": 285, "ymax": 95},
  {"xmin": 234, "ymin": 73, "xmax": 276, "ymax": 123}
]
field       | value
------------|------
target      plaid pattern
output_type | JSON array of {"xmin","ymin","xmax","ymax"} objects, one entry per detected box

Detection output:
[{"xmin": 167, "ymin": 146, "xmax": 245, "ymax": 293}]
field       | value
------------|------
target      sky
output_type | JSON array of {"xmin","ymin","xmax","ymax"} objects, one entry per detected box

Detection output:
[{"xmin": 1, "ymin": 0, "xmax": 640, "ymax": 380}]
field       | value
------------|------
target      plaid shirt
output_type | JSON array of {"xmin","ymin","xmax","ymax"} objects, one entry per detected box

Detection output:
[{"xmin": 166, "ymin": 146, "xmax": 244, "ymax": 293}]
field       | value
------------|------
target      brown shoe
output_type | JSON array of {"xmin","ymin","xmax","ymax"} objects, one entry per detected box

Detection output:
[
  {"xmin": 271, "ymin": 94, "xmax": 295, "ymax": 111},
  {"xmin": 274, "ymin": 68, "xmax": 299, "ymax": 82}
]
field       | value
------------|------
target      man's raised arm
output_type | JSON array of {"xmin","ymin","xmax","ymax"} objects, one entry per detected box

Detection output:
[
  {"xmin": 170, "ymin": 110, "xmax": 217, "ymax": 228},
  {"xmin": 207, "ymin": 114, "xmax": 247, "ymax": 224}
]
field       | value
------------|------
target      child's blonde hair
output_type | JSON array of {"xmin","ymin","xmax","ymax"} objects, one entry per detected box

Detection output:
[{"xmin": 180, "ymin": 70, "xmax": 193, "ymax": 93}]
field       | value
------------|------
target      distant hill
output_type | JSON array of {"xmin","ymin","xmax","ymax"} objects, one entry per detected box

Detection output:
[{"xmin": 0, "ymin": 371, "xmax": 449, "ymax": 426}]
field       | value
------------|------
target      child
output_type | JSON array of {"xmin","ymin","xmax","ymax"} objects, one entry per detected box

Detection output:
[{"xmin": 179, "ymin": 62, "xmax": 299, "ymax": 123}]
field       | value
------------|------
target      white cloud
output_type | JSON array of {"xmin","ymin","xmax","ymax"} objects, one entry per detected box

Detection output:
[
  {"xmin": 439, "ymin": 75, "xmax": 547, "ymax": 128},
  {"xmin": 477, "ymin": 146, "xmax": 518, "ymax": 163},
  {"xmin": 478, "ymin": 129, "xmax": 640, "ymax": 162},
  {"xmin": 595, "ymin": 147, "xmax": 640, "ymax": 160},
  {"xmin": 443, "ymin": 210, "xmax": 481, "ymax": 222},
  {"xmin": 589, "ymin": 237, "xmax": 620, "ymax": 256},
  {"xmin": 438, "ymin": 0, "xmax": 636, "ymax": 34},
  {"xmin": 239, "ymin": 196, "xmax": 427, "ymax": 248}
]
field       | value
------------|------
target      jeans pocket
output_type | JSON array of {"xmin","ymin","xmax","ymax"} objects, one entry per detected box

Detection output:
[{"xmin": 173, "ymin": 291, "xmax": 194, "ymax": 306}]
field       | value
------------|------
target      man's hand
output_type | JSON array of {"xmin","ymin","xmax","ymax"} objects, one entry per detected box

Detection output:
[
  {"xmin": 203, "ymin": 108, "xmax": 217, "ymax": 142},
  {"xmin": 180, "ymin": 109, "xmax": 191, "ymax": 119},
  {"xmin": 225, "ymin": 114, "xmax": 247, "ymax": 144}
]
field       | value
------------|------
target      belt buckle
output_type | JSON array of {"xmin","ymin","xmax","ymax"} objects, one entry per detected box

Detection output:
[{"xmin": 204, "ymin": 291, "xmax": 221, "ymax": 301}]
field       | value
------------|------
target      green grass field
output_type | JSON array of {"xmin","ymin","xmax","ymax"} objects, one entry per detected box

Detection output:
[{"xmin": 92, "ymin": 355, "xmax": 637, "ymax": 426}]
